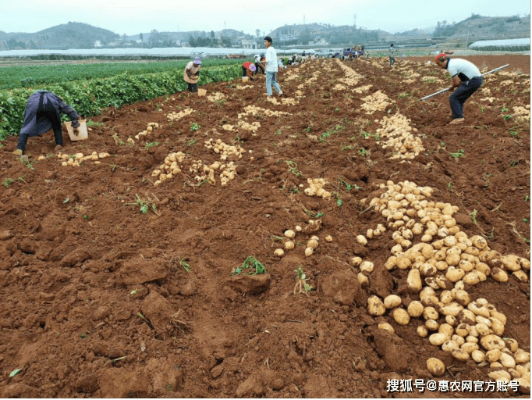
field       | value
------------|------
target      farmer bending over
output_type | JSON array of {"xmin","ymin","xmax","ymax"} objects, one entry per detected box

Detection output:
[
  {"xmin": 435, "ymin": 54, "xmax": 482, "ymax": 125},
  {"xmin": 242, "ymin": 61, "xmax": 257, "ymax": 80},
  {"xmin": 14, "ymin": 90, "xmax": 79, "ymax": 155},
  {"xmin": 184, "ymin": 57, "xmax": 202, "ymax": 92}
]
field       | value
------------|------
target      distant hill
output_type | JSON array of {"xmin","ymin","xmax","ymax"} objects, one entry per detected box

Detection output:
[
  {"xmin": 269, "ymin": 23, "xmax": 388, "ymax": 45},
  {"xmin": 2, "ymin": 22, "xmax": 119, "ymax": 49},
  {"xmin": 432, "ymin": 14, "xmax": 530, "ymax": 40},
  {"xmin": 394, "ymin": 28, "xmax": 432, "ymax": 37},
  {"xmin": 128, "ymin": 29, "xmax": 254, "ymax": 43}
]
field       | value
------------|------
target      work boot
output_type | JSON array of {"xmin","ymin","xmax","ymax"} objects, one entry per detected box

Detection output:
[
  {"xmin": 54, "ymin": 145, "xmax": 63, "ymax": 152},
  {"xmin": 13, "ymin": 149, "xmax": 23, "ymax": 156},
  {"xmin": 449, "ymin": 118, "xmax": 464, "ymax": 125}
]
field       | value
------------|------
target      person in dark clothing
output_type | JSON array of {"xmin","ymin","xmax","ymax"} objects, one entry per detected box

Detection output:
[
  {"xmin": 435, "ymin": 53, "xmax": 483, "ymax": 124},
  {"xmin": 14, "ymin": 90, "xmax": 79, "ymax": 155}
]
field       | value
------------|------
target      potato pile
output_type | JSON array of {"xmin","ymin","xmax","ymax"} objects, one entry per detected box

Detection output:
[
  {"xmin": 360, "ymin": 91, "xmax": 391, "ymax": 114},
  {"xmin": 235, "ymin": 85, "xmax": 253, "ymax": 90},
  {"xmin": 375, "ymin": 113, "xmax": 425, "ymax": 160},
  {"xmin": 135, "ymin": 122, "xmax": 160, "ymax": 140},
  {"xmin": 421, "ymin": 76, "xmax": 444, "ymax": 84},
  {"xmin": 296, "ymin": 70, "xmax": 320, "ymax": 89},
  {"xmin": 55, "ymin": 152, "xmax": 109, "ymax": 166},
  {"xmin": 204, "ymin": 138, "xmax": 244, "ymax": 161},
  {"xmin": 151, "ymin": 151, "xmax": 186, "ymax": 186},
  {"xmin": 266, "ymin": 97, "xmax": 299, "ymax": 106},
  {"xmin": 500, "ymin": 80, "xmax": 514, "ymax": 87},
  {"xmin": 188, "ymin": 160, "xmax": 238, "ymax": 187},
  {"xmin": 273, "ymin": 220, "xmax": 325, "ymax": 257},
  {"xmin": 238, "ymin": 105, "xmax": 291, "ymax": 119},
  {"xmin": 335, "ymin": 60, "xmax": 363, "ymax": 86},
  {"xmin": 362, "ymin": 180, "xmax": 530, "ymax": 389},
  {"xmin": 353, "ymin": 85, "xmax": 373, "ymax": 94},
  {"xmin": 167, "ymin": 107, "xmax": 194, "ymax": 121},
  {"xmin": 480, "ymin": 97, "xmax": 496, "ymax": 103},
  {"xmin": 401, "ymin": 71, "xmax": 420, "ymax": 84},
  {"xmin": 304, "ymin": 178, "xmax": 332, "ymax": 199},
  {"xmin": 207, "ymin": 92, "xmax": 225, "ymax": 102},
  {"xmin": 512, "ymin": 106, "xmax": 530, "ymax": 120},
  {"xmin": 333, "ymin": 84, "xmax": 348, "ymax": 91}
]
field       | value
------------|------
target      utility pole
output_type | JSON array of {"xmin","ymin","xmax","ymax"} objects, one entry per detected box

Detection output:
[
  {"xmin": 224, "ymin": 21, "xmax": 226, "ymax": 31},
  {"xmin": 465, "ymin": 30, "xmax": 469, "ymax": 49},
  {"xmin": 353, "ymin": 14, "xmax": 357, "ymax": 29},
  {"xmin": 303, "ymin": 15, "xmax": 306, "ymax": 25}
]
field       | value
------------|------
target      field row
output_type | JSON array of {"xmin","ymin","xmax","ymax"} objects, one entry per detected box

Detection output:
[{"xmin": 0, "ymin": 59, "xmax": 245, "ymax": 90}]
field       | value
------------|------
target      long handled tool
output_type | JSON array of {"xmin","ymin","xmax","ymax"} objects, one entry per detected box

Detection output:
[{"xmin": 420, "ymin": 64, "xmax": 510, "ymax": 101}]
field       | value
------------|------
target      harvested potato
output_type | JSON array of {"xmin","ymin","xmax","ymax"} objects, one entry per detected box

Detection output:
[
  {"xmin": 360, "ymin": 261, "xmax": 374, "ymax": 274},
  {"xmin": 274, "ymin": 249, "xmax": 284, "ymax": 257},
  {"xmin": 350, "ymin": 257, "xmax": 362, "ymax": 267},
  {"xmin": 357, "ymin": 273, "xmax": 369, "ymax": 288},
  {"xmin": 417, "ymin": 325, "xmax": 429, "ymax": 337},
  {"xmin": 472, "ymin": 350, "xmax": 486, "ymax": 363},
  {"xmin": 408, "ymin": 301, "xmax": 424, "ymax": 317},
  {"xmin": 378, "ymin": 322, "xmax": 395, "ymax": 334},
  {"xmin": 284, "ymin": 241, "xmax": 295, "ymax": 250},
  {"xmin": 429, "ymin": 333, "xmax": 448, "ymax": 346},
  {"xmin": 307, "ymin": 239, "xmax": 319, "ymax": 249},
  {"xmin": 284, "ymin": 230, "xmax": 296, "ymax": 238},
  {"xmin": 426, "ymin": 358, "xmax": 446, "ymax": 377},
  {"xmin": 407, "ymin": 268, "xmax": 422, "ymax": 292},
  {"xmin": 356, "ymin": 235, "xmax": 368, "ymax": 245},
  {"xmin": 367, "ymin": 296, "xmax": 386, "ymax": 316},
  {"xmin": 480, "ymin": 335, "xmax": 506, "ymax": 351},
  {"xmin": 384, "ymin": 295, "xmax": 402, "ymax": 309},
  {"xmin": 451, "ymin": 348, "xmax": 470, "ymax": 362}
]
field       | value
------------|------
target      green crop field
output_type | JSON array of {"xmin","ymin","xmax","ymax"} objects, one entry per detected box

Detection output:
[
  {"xmin": 0, "ymin": 64, "xmax": 243, "ymax": 140},
  {"xmin": 0, "ymin": 59, "xmax": 247, "ymax": 90}
]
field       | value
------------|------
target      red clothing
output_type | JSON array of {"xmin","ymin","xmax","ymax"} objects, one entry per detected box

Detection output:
[{"xmin": 242, "ymin": 61, "xmax": 253, "ymax": 70}]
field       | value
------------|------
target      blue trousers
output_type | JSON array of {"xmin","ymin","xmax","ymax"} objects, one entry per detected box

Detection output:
[
  {"xmin": 266, "ymin": 72, "xmax": 281, "ymax": 96},
  {"xmin": 449, "ymin": 77, "xmax": 483, "ymax": 119}
]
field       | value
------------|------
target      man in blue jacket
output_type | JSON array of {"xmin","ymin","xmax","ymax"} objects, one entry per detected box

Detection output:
[{"xmin": 14, "ymin": 90, "xmax": 79, "ymax": 155}]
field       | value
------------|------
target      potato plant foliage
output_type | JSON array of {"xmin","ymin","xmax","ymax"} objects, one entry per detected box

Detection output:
[{"xmin": 0, "ymin": 64, "xmax": 241, "ymax": 140}]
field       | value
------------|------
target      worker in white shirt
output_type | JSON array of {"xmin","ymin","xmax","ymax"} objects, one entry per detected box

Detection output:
[
  {"xmin": 263, "ymin": 36, "xmax": 283, "ymax": 97},
  {"xmin": 435, "ymin": 54, "xmax": 483, "ymax": 125}
]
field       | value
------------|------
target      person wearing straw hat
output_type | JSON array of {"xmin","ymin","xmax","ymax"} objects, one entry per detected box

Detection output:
[
  {"xmin": 242, "ymin": 61, "xmax": 257, "ymax": 81},
  {"xmin": 434, "ymin": 53, "xmax": 482, "ymax": 125},
  {"xmin": 13, "ymin": 90, "xmax": 79, "ymax": 156},
  {"xmin": 184, "ymin": 57, "xmax": 202, "ymax": 92}
]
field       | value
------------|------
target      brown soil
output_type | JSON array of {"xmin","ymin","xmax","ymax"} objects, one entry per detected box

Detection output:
[{"xmin": 0, "ymin": 56, "xmax": 529, "ymax": 398}]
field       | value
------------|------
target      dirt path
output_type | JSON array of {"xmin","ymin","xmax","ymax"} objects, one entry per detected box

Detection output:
[{"xmin": 0, "ymin": 56, "xmax": 529, "ymax": 398}]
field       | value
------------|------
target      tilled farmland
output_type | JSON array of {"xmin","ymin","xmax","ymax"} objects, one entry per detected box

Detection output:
[{"xmin": 0, "ymin": 55, "xmax": 530, "ymax": 398}]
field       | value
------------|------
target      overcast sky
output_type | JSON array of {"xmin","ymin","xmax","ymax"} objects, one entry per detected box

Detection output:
[{"xmin": 1, "ymin": 0, "xmax": 529, "ymax": 36}]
